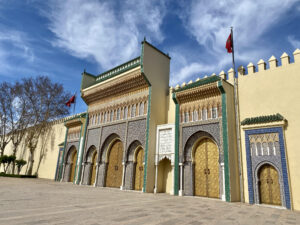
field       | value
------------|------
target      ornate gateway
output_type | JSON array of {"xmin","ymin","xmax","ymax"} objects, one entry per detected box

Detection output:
[
  {"xmin": 106, "ymin": 140, "xmax": 123, "ymax": 188},
  {"xmin": 194, "ymin": 138, "xmax": 219, "ymax": 198}
]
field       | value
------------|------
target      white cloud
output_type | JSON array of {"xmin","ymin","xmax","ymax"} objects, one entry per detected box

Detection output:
[
  {"xmin": 168, "ymin": 0, "xmax": 298, "ymax": 84},
  {"xmin": 288, "ymin": 35, "xmax": 300, "ymax": 49},
  {"xmin": 43, "ymin": 0, "xmax": 167, "ymax": 70},
  {"xmin": 0, "ymin": 30, "xmax": 35, "ymax": 77},
  {"xmin": 181, "ymin": 0, "xmax": 297, "ymax": 52}
]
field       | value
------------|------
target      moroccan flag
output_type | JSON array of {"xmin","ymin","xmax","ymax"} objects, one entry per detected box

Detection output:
[
  {"xmin": 226, "ymin": 34, "xmax": 233, "ymax": 53},
  {"xmin": 65, "ymin": 95, "xmax": 75, "ymax": 107}
]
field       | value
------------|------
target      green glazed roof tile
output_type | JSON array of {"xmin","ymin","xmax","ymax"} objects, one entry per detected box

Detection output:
[{"xmin": 241, "ymin": 113, "xmax": 284, "ymax": 125}]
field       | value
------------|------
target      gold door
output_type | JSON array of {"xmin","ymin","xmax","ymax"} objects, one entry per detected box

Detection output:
[
  {"xmin": 106, "ymin": 141, "xmax": 123, "ymax": 188},
  {"xmin": 259, "ymin": 164, "xmax": 281, "ymax": 205},
  {"xmin": 90, "ymin": 152, "xmax": 97, "ymax": 185},
  {"xmin": 134, "ymin": 148, "xmax": 144, "ymax": 191},
  {"xmin": 70, "ymin": 151, "xmax": 77, "ymax": 182},
  {"xmin": 194, "ymin": 138, "xmax": 219, "ymax": 198}
]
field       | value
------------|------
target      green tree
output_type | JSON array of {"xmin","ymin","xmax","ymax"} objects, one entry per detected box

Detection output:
[{"xmin": 15, "ymin": 159, "xmax": 27, "ymax": 175}]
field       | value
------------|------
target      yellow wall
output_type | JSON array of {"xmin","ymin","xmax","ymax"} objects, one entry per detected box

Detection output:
[
  {"xmin": 143, "ymin": 41, "xmax": 170, "ymax": 192},
  {"xmin": 166, "ymin": 87, "xmax": 176, "ymax": 124},
  {"xmin": 238, "ymin": 50, "xmax": 300, "ymax": 210},
  {"xmin": 2, "ymin": 121, "xmax": 66, "ymax": 179}
]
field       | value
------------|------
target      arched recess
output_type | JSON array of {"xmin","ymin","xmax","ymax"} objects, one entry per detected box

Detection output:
[
  {"xmin": 157, "ymin": 157, "xmax": 172, "ymax": 193},
  {"xmin": 64, "ymin": 146, "xmax": 78, "ymax": 183},
  {"xmin": 124, "ymin": 140, "xmax": 144, "ymax": 190},
  {"xmin": 97, "ymin": 133, "xmax": 122, "ymax": 187},
  {"xmin": 105, "ymin": 139, "xmax": 124, "ymax": 188},
  {"xmin": 182, "ymin": 131, "xmax": 224, "ymax": 199},
  {"xmin": 256, "ymin": 163, "xmax": 282, "ymax": 206},
  {"xmin": 83, "ymin": 145, "xmax": 97, "ymax": 185}
]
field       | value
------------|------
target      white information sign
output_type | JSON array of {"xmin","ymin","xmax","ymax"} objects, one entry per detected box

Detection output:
[{"xmin": 159, "ymin": 129, "xmax": 173, "ymax": 154}]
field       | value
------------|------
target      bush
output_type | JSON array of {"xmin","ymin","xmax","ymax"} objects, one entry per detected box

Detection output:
[
  {"xmin": 0, "ymin": 155, "xmax": 17, "ymax": 174},
  {"xmin": 0, "ymin": 172, "xmax": 37, "ymax": 178}
]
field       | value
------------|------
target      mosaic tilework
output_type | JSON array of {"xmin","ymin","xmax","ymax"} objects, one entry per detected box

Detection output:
[{"xmin": 245, "ymin": 127, "xmax": 291, "ymax": 209}]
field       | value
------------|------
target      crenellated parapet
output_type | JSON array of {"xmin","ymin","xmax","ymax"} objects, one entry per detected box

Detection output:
[{"xmin": 172, "ymin": 49, "xmax": 300, "ymax": 88}]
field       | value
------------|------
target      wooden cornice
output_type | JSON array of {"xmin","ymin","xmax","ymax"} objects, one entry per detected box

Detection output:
[
  {"xmin": 176, "ymin": 82, "xmax": 220, "ymax": 104},
  {"xmin": 81, "ymin": 71, "xmax": 148, "ymax": 104},
  {"xmin": 65, "ymin": 119, "xmax": 83, "ymax": 128}
]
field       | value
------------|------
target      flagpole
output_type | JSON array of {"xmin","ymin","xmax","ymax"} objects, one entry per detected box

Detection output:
[
  {"xmin": 231, "ymin": 27, "xmax": 244, "ymax": 202},
  {"xmin": 73, "ymin": 92, "xmax": 76, "ymax": 115}
]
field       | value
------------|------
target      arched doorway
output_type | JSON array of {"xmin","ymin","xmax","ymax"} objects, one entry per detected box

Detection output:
[
  {"xmin": 105, "ymin": 140, "xmax": 123, "ymax": 188},
  {"xmin": 69, "ymin": 150, "xmax": 78, "ymax": 182},
  {"xmin": 90, "ymin": 151, "xmax": 98, "ymax": 185},
  {"xmin": 194, "ymin": 138, "xmax": 219, "ymax": 198},
  {"xmin": 134, "ymin": 148, "xmax": 144, "ymax": 191},
  {"xmin": 157, "ymin": 158, "xmax": 172, "ymax": 193},
  {"xmin": 258, "ymin": 164, "xmax": 281, "ymax": 205}
]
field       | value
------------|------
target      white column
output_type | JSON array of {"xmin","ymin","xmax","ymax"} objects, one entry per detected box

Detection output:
[
  {"xmin": 120, "ymin": 162, "xmax": 126, "ymax": 190},
  {"xmin": 179, "ymin": 163, "xmax": 183, "ymax": 196},
  {"xmin": 60, "ymin": 163, "xmax": 65, "ymax": 182},
  {"xmin": 221, "ymin": 163, "xmax": 225, "ymax": 201},
  {"xmin": 170, "ymin": 165, "xmax": 175, "ymax": 195},
  {"xmin": 80, "ymin": 163, "xmax": 85, "ymax": 185},
  {"xmin": 94, "ymin": 163, "xmax": 99, "ymax": 187},
  {"xmin": 76, "ymin": 136, "xmax": 84, "ymax": 184},
  {"xmin": 154, "ymin": 164, "xmax": 158, "ymax": 193}
]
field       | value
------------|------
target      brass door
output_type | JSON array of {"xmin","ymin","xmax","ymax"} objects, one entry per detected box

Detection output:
[
  {"xmin": 194, "ymin": 138, "xmax": 219, "ymax": 198},
  {"xmin": 90, "ymin": 152, "xmax": 97, "ymax": 185},
  {"xmin": 134, "ymin": 148, "xmax": 144, "ymax": 191},
  {"xmin": 106, "ymin": 140, "xmax": 123, "ymax": 188},
  {"xmin": 70, "ymin": 151, "xmax": 77, "ymax": 182},
  {"xmin": 259, "ymin": 164, "xmax": 281, "ymax": 205}
]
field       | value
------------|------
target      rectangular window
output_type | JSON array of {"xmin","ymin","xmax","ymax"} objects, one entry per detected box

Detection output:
[
  {"xmin": 117, "ymin": 108, "xmax": 120, "ymax": 120},
  {"xmin": 193, "ymin": 110, "xmax": 198, "ymax": 121},
  {"xmin": 202, "ymin": 109, "xmax": 207, "ymax": 120},
  {"xmin": 131, "ymin": 104, "xmax": 136, "ymax": 118},
  {"xmin": 184, "ymin": 112, "xmax": 189, "ymax": 123},
  {"xmin": 124, "ymin": 106, "xmax": 128, "ymax": 119},
  {"xmin": 139, "ymin": 102, "xmax": 144, "ymax": 116},
  {"xmin": 110, "ymin": 110, "xmax": 114, "ymax": 122},
  {"xmin": 104, "ymin": 112, "xmax": 107, "ymax": 122},
  {"xmin": 212, "ymin": 107, "xmax": 218, "ymax": 119}
]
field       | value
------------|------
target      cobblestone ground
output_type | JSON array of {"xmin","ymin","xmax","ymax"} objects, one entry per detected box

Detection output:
[{"xmin": 0, "ymin": 178, "xmax": 299, "ymax": 225}]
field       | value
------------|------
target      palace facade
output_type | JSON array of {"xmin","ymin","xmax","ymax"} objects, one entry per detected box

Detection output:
[{"xmin": 4, "ymin": 40, "xmax": 299, "ymax": 211}]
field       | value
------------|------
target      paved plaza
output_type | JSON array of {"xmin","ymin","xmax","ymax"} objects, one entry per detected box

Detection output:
[{"xmin": 0, "ymin": 178, "xmax": 299, "ymax": 225}]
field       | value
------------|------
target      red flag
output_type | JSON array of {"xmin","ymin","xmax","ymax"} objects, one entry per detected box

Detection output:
[
  {"xmin": 65, "ymin": 95, "xmax": 75, "ymax": 107},
  {"xmin": 226, "ymin": 34, "xmax": 233, "ymax": 53}
]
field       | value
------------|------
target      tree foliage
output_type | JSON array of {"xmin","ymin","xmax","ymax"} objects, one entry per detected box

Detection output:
[
  {"xmin": 22, "ymin": 76, "xmax": 70, "ymax": 175},
  {"xmin": 0, "ymin": 76, "xmax": 71, "ymax": 175}
]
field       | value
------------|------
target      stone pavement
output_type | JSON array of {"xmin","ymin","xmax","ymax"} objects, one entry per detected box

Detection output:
[{"xmin": 0, "ymin": 177, "xmax": 299, "ymax": 225}]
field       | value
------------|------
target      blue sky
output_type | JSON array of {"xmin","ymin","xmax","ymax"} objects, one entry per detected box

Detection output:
[{"xmin": 0, "ymin": 0, "xmax": 300, "ymax": 114}]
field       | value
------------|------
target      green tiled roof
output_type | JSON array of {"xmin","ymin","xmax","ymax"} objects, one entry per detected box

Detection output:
[
  {"xmin": 241, "ymin": 113, "xmax": 284, "ymax": 125},
  {"xmin": 174, "ymin": 75, "xmax": 221, "ymax": 93},
  {"xmin": 64, "ymin": 112, "xmax": 87, "ymax": 123},
  {"xmin": 95, "ymin": 57, "xmax": 141, "ymax": 83}
]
